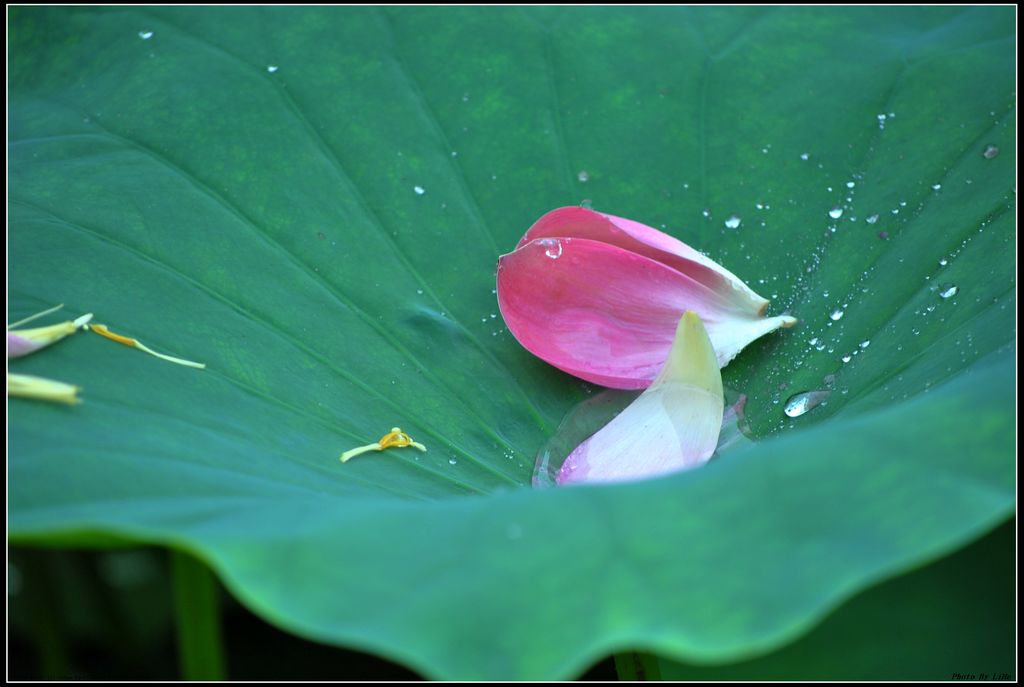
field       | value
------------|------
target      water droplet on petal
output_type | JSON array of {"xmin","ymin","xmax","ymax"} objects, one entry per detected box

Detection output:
[
  {"xmin": 724, "ymin": 215, "xmax": 741, "ymax": 229},
  {"xmin": 829, "ymin": 206, "xmax": 844, "ymax": 219},
  {"xmin": 538, "ymin": 238, "xmax": 563, "ymax": 260},
  {"xmin": 784, "ymin": 390, "xmax": 831, "ymax": 417},
  {"xmin": 939, "ymin": 284, "xmax": 959, "ymax": 299}
]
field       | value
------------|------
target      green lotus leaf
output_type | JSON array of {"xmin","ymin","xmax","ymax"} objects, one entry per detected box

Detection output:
[{"xmin": 9, "ymin": 6, "xmax": 1015, "ymax": 679}]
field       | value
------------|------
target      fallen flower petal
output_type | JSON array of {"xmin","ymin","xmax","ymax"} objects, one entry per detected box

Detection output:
[
  {"xmin": 497, "ymin": 207, "xmax": 796, "ymax": 389},
  {"xmin": 557, "ymin": 311, "xmax": 723, "ymax": 485},
  {"xmin": 341, "ymin": 427, "xmax": 427, "ymax": 463},
  {"xmin": 8, "ymin": 373, "xmax": 81, "ymax": 405},
  {"xmin": 8, "ymin": 311, "xmax": 93, "ymax": 358}
]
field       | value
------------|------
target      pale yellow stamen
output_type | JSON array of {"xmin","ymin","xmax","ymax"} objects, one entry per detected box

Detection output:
[
  {"xmin": 8, "ymin": 303, "xmax": 65, "ymax": 330},
  {"xmin": 89, "ymin": 324, "xmax": 205, "ymax": 369},
  {"xmin": 340, "ymin": 426, "xmax": 427, "ymax": 463},
  {"xmin": 8, "ymin": 373, "xmax": 81, "ymax": 405},
  {"xmin": 8, "ymin": 312, "xmax": 93, "ymax": 350}
]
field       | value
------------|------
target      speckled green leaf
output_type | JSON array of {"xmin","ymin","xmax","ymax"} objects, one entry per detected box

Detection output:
[{"xmin": 9, "ymin": 6, "xmax": 1015, "ymax": 679}]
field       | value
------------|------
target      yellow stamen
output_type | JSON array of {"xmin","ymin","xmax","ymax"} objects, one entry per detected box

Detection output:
[
  {"xmin": 90, "ymin": 324, "xmax": 206, "ymax": 369},
  {"xmin": 340, "ymin": 426, "xmax": 427, "ymax": 463},
  {"xmin": 8, "ymin": 373, "xmax": 81, "ymax": 405},
  {"xmin": 8, "ymin": 313, "xmax": 93, "ymax": 353}
]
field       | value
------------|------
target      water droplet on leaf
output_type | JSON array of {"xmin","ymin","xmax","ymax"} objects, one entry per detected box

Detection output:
[{"xmin": 784, "ymin": 390, "xmax": 831, "ymax": 418}]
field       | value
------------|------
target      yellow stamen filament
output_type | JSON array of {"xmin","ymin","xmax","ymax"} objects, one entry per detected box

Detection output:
[
  {"xmin": 90, "ymin": 324, "xmax": 206, "ymax": 369},
  {"xmin": 8, "ymin": 303, "xmax": 65, "ymax": 330},
  {"xmin": 340, "ymin": 426, "xmax": 427, "ymax": 463},
  {"xmin": 8, "ymin": 373, "xmax": 81, "ymax": 405}
]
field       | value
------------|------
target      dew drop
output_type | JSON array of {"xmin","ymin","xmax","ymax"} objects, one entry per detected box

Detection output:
[
  {"xmin": 830, "ymin": 308, "xmax": 844, "ymax": 321},
  {"xmin": 939, "ymin": 258, "xmax": 948, "ymax": 266},
  {"xmin": 267, "ymin": 65, "xmax": 279, "ymax": 73},
  {"xmin": 859, "ymin": 340, "xmax": 871, "ymax": 349},
  {"xmin": 841, "ymin": 354, "xmax": 852, "ymax": 363},
  {"xmin": 701, "ymin": 208, "xmax": 711, "ymax": 219},
  {"xmin": 724, "ymin": 215, "xmax": 741, "ymax": 229},
  {"xmin": 983, "ymin": 144, "xmax": 999, "ymax": 159},
  {"xmin": 846, "ymin": 181, "xmax": 855, "ymax": 189},
  {"xmin": 829, "ymin": 206, "xmax": 844, "ymax": 219},
  {"xmin": 783, "ymin": 390, "xmax": 831, "ymax": 418},
  {"xmin": 577, "ymin": 170, "xmax": 590, "ymax": 183},
  {"xmin": 579, "ymin": 199, "xmax": 593, "ymax": 209},
  {"xmin": 800, "ymin": 152, "xmax": 810, "ymax": 161},
  {"xmin": 448, "ymin": 458, "xmax": 458, "ymax": 465},
  {"xmin": 932, "ymin": 183, "xmax": 942, "ymax": 191},
  {"xmin": 939, "ymin": 284, "xmax": 959, "ymax": 299},
  {"xmin": 413, "ymin": 185, "xmax": 426, "ymax": 195},
  {"xmin": 538, "ymin": 238, "xmax": 563, "ymax": 260},
  {"xmin": 138, "ymin": 31, "xmax": 153, "ymax": 40},
  {"xmin": 866, "ymin": 214, "xmax": 879, "ymax": 224}
]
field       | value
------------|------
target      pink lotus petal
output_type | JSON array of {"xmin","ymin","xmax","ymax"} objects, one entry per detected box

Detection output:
[
  {"xmin": 497, "ymin": 236, "xmax": 795, "ymax": 388},
  {"xmin": 557, "ymin": 311, "xmax": 724, "ymax": 484},
  {"xmin": 520, "ymin": 206, "xmax": 768, "ymax": 315}
]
